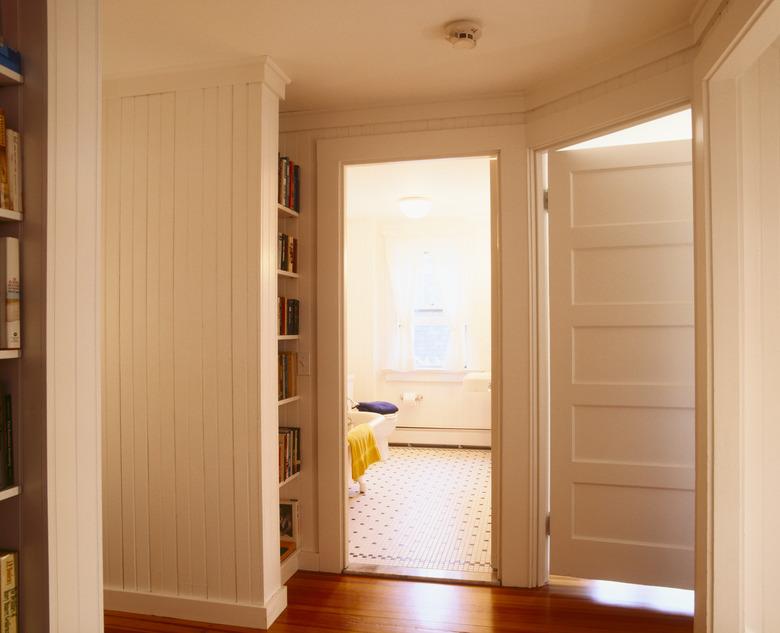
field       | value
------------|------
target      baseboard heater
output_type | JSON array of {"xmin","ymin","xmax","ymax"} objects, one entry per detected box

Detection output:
[
  {"xmin": 390, "ymin": 426, "xmax": 490, "ymax": 450},
  {"xmin": 390, "ymin": 442, "xmax": 490, "ymax": 450}
]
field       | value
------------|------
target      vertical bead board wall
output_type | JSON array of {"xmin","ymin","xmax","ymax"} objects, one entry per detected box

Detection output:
[{"xmin": 101, "ymin": 59, "xmax": 291, "ymax": 629}]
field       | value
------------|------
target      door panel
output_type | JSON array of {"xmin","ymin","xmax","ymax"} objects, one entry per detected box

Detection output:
[{"xmin": 549, "ymin": 140, "xmax": 694, "ymax": 589}]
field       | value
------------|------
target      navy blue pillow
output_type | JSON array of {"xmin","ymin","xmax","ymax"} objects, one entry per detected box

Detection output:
[{"xmin": 355, "ymin": 400, "xmax": 399, "ymax": 415}]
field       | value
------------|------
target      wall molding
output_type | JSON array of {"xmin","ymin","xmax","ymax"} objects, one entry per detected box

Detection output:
[
  {"xmin": 104, "ymin": 56, "xmax": 291, "ymax": 99},
  {"xmin": 104, "ymin": 587, "xmax": 288, "ymax": 630}
]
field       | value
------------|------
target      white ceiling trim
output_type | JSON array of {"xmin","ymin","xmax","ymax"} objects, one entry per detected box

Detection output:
[{"xmin": 104, "ymin": 56, "xmax": 291, "ymax": 100}]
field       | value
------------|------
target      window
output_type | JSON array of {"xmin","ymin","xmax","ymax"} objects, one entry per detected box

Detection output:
[{"xmin": 412, "ymin": 252, "xmax": 450, "ymax": 369}]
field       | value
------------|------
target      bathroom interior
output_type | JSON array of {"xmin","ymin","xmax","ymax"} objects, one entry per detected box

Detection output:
[{"xmin": 344, "ymin": 156, "xmax": 494, "ymax": 582}]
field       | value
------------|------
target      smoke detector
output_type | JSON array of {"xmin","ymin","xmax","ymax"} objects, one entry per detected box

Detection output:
[{"xmin": 445, "ymin": 20, "xmax": 482, "ymax": 50}]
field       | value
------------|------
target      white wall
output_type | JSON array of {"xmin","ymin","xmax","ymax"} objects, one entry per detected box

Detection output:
[
  {"xmin": 346, "ymin": 215, "xmax": 492, "ymax": 446},
  {"xmin": 101, "ymin": 60, "xmax": 289, "ymax": 629}
]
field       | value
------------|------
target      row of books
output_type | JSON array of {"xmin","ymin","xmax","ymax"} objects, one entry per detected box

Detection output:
[
  {"xmin": 278, "ymin": 233, "xmax": 298, "ymax": 274},
  {"xmin": 278, "ymin": 351, "xmax": 298, "ymax": 401},
  {"xmin": 278, "ymin": 427, "xmax": 301, "ymax": 484},
  {"xmin": 0, "ymin": 551, "xmax": 16, "ymax": 633},
  {"xmin": 0, "ymin": 111, "xmax": 23, "ymax": 213},
  {"xmin": 0, "ymin": 239, "xmax": 19, "ymax": 350},
  {"xmin": 278, "ymin": 155, "xmax": 300, "ymax": 212},
  {"xmin": 0, "ymin": 394, "xmax": 13, "ymax": 490},
  {"xmin": 278, "ymin": 297, "xmax": 300, "ymax": 336}
]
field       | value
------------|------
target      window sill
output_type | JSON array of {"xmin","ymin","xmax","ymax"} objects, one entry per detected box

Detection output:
[{"xmin": 382, "ymin": 369, "xmax": 481, "ymax": 383}]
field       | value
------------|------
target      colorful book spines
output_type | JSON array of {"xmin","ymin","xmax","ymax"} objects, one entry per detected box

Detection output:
[
  {"xmin": 0, "ymin": 238, "xmax": 20, "ymax": 349},
  {"xmin": 277, "ymin": 233, "xmax": 298, "ymax": 273},
  {"xmin": 278, "ymin": 351, "xmax": 298, "ymax": 401},
  {"xmin": 0, "ymin": 112, "xmax": 21, "ymax": 214},
  {"xmin": 278, "ymin": 427, "xmax": 301, "ymax": 483},
  {"xmin": 0, "ymin": 551, "xmax": 17, "ymax": 633},
  {"xmin": 278, "ymin": 155, "xmax": 301, "ymax": 212},
  {"xmin": 278, "ymin": 297, "xmax": 300, "ymax": 336}
]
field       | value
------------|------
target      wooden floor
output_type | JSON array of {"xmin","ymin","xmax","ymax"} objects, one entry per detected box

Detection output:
[{"xmin": 105, "ymin": 571, "xmax": 694, "ymax": 633}]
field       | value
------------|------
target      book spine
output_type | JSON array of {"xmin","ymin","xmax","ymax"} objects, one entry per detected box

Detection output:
[
  {"xmin": 6, "ymin": 131, "xmax": 20, "ymax": 214},
  {"xmin": 0, "ymin": 113, "xmax": 9, "ymax": 211},
  {"xmin": 2, "ymin": 239, "xmax": 19, "ymax": 349},
  {"xmin": 293, "ymin": 164, "xmax": 300, "ymax": 212},
  {"xmin": 287, "ymin": 160, "xmax": 294, "ymax": 209},
  {"xmin": 0, "ymin": 552, "xmax": 18, "ymax": 633},
  {"xmin": 3, "ymin": 396, "xmax": 11, "ymax": 486}
]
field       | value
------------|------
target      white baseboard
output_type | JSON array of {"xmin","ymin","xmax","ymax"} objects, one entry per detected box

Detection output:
[
  {"xmin": 390, "ymin": 427, "xmax": 491, "ymax": 447},
  {"xmin": 298, "ymin": 549, "xmax": 320, "ymax": 571},
  {"xmin": 104, "ymin": 585, "xmax": 288, "ymax": 630}
]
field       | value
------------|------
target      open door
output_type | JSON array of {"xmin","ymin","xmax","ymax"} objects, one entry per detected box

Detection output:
[{"xmin": 548, "ymin": 139, "xmax": 695, "ymax": 589}]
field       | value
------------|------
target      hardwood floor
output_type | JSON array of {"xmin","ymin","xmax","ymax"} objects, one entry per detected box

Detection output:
[{"xmin": 104, "ymin": 571, "xmax": 694, "ymax": 633}]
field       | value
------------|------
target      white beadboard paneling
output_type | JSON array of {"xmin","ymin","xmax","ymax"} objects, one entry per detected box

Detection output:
[
  {"xmin": 47, "ymin": 0, "xmax": 104, "ymax": 631},
  {"xmin": 102, "ymin": 60, "xmax": 288, "ymax": 627}
]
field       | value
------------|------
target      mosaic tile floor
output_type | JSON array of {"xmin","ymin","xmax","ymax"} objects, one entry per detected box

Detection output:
[{"xmin": 348, "ymin": 446, "xmax": 493, "ymax": 574}]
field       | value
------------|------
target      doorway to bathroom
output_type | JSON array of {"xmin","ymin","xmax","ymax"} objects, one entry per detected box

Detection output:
[{"xmin": 343, "ymin": 156, "xmax": 495, "ymax": 583}]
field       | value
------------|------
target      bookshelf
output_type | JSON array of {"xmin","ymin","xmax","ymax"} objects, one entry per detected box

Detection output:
[
  {"xmin": 278, "ymin": 153, "xmax": 302, "ymax": 584},
  {"xmin": 0, "ymin": 1, "xmax": 49, "ymax": 630}
]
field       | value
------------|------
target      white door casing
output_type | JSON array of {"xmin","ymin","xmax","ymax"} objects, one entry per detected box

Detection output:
[{"xmin": 548, "ymin": 140, "xmax": 695, "ymax": 589}]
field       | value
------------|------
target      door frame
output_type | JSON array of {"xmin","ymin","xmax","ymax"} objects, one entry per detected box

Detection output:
[
  {"xmin": 527, "ymin": 103, "xmax": 693, "ymax": 586},
  {"xmin": 316, "ymin": 125, "xmax": 529, "ymax": 583},
  {"xmin": 693, "ymin": 0, "xmax": 780, "ymax": 629}
]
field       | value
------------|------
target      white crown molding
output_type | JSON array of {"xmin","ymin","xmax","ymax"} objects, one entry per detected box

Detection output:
[
  {"xmin": 524, "ymin": 23, "xmax": 694, "ymax": 112},
  {"xmin": 280, "ymin": 93, "xmax": 526, "ymax": 133},
  {"xmin": 103, "ymin": 56, "xmax": 291, "ymax": 99},
  {"xmin": 690, "ymin": 0, "xmax": 730, "ymax": 42},
  {"xmin": 280, "ymin": 21, "xmax": 698, "ymax": 134}
]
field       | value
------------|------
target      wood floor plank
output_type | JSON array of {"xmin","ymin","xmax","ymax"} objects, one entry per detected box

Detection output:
[{"xmin": 104, "ymin": 571, "xmax": 693, "ymax": 633}]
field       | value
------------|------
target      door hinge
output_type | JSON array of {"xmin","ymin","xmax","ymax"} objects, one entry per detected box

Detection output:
[
  {"xmin": 545, "ymin": 513, "xmax": 551, "ymax": 536},
  {"xmin": 543, "ymin": 189, "xmax": 549, "ymax": 212}
]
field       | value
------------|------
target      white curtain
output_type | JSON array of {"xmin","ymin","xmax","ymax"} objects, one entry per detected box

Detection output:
[
  {"xmin": 383, "ymin": 233, "xmax": 468, "ymax": 371},
  {"xmin": 383, "ymin": 235, "xmax": 417, "ymax": 371}
]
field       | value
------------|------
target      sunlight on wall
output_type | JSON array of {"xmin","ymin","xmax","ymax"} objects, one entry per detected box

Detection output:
[{"xmin": 562, "ymin": 109, "xmax": 692, "ymax": 151}]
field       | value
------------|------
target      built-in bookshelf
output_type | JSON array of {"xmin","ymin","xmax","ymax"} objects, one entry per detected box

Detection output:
[
  {"xmin": 0, "ymin": 2, "xmax": 48, "ymax": 629},
  {"xmin": 277, "ymin": 153, "xmax": 302, "ymax": 583}
]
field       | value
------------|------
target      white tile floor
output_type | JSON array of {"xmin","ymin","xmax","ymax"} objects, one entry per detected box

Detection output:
[{"xmin": 348, "ymin": 446, "xmax": 493, "ymax": 575}]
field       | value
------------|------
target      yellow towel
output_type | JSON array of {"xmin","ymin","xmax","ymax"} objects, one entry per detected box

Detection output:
[{"xmin": 347, "ymin": 424, "xmax": 382, "ymax": 481}]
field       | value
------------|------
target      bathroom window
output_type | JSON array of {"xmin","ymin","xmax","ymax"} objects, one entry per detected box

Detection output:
[{"xmin": 412, "ymin": 252, "xmax": 451, "ymax": 369}]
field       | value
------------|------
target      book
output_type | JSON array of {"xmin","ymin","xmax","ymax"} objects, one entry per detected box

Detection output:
[
  {"xmin": 278, "ymin": 351, "xmax": 298, "ymax": 400},
  {"xmin": 0, "ymin": 551, "xmax": 17, "ymax": 633},
  {"xmin": 6, "ymin": 130, "xmax": 21, "ymax": 213},
  {"xmin": 0, "ymin": 113, "xmax": 10, "ymax": 211},
  {"xmin": 0, "ymin": 395, "xmax": 12, "ymax": 488},
  {"xmin": 286, "ymin": 299, "xmax": 299, "ymax": 335},
  {"xmin": 0, "ymin": 238, "xmax": 20, "ymax": 349}
]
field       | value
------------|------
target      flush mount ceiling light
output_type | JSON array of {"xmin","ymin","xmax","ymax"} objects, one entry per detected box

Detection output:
[
  {"xmin": 399, "ymin": 196, "xmax": 432, "ymax": 219},
  {"xmin": 445, "ymin": 20, "xmax": 482, "ymax": 50}
]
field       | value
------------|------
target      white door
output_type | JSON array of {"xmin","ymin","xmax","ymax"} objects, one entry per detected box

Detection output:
[{"xmin": 548, "ymin": 139, "xmax": 695, "ymax": 589}]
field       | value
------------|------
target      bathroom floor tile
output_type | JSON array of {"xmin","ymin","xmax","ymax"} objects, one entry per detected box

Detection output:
[{"xmin": 348, "ymin": 446, "xmax": 492, "ymax": 574}]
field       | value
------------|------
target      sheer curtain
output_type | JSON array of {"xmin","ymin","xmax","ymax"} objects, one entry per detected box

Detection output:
[{"xmin": 383, "ymin": 233, "xmax": 468, "ymax": 371}]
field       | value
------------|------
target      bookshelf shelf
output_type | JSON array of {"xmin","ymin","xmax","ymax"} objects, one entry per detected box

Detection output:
[
  {"xmin": 0, "ymin": 349, "xmax": 20, "ymax": 359},
  {"xmin": 279, "ymin": 471, "xmax": 300, "ymax": 488},
  {"xmin": 0, "ymin": 485, "xmax": 20, "ymax": 502},
  {"xmin": 280, "ymin": 548, "xmax": 299, "ymax": 584},
  {"xmin": 278, "ymin": 395, "xmax": 300, "ymax": 406},
  {"xmin": 0, "ymin": 65, "xmax": 22, "ymax": 86},
  {"xmin": 278, "ymin": 203, "xmax": 299, "ymax": 219},
  {"xmin": 277, "ymin": 269, "xmax": 299, "ymax": 279},
  {"xmin": 0, "ymin": 208, "xmax": 21, "ymax": 222},
  {"xmin": 278, "ymin": 334, "xmax": 299, "ymax": 341}
]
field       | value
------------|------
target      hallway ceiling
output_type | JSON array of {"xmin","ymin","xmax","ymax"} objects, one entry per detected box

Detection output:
[{"xmin": 102, "ymin": 0, "xmax": 698, "ymax": 113}]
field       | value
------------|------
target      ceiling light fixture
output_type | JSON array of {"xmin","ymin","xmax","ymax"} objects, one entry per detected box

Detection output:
[
  {"xmin": 399, "ymin": 196, "xmax": 432, "ymax": 219},
  {"xmin": 445, "ymin": 20, "xmax": 482, "ymax": 50}
]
